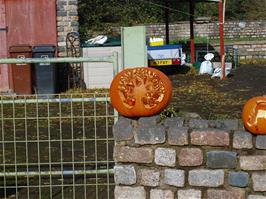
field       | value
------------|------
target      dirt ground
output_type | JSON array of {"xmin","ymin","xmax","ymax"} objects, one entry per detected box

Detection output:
[{"xmin": 164, "ymin": 64, "xmax": 266, "ymax": 119}]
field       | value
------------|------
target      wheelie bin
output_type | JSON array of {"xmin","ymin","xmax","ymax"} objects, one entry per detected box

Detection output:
[
  {"xmin": 32, "ymin": 45, "xmax": 56, "ymax": 95},
  {"xmin": 9, "ymin": 45, "xmax": 32, "ymax": 95}
]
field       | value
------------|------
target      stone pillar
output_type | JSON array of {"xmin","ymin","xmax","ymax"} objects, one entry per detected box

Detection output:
[
  {"xmin": 56, "ymin": 0, "xmax": 79, "ymax": 57},
  {"xmin": 113, "ymin": 116, "xmax": 266, "ymax": 199}
]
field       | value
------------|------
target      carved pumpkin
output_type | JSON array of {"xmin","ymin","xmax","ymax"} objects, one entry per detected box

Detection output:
[
  {"xmin": 110, "ymin": 67, "xmax": 172, "ymax": 117},
  {"xmin": 242, "ymin": 96, "xmax": 266, "ymax": 135}
]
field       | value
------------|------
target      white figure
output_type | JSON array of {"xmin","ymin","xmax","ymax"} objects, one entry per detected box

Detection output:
[{"xmin": 199, "ymin": 53, "xmax": 214, "ymax": 75}]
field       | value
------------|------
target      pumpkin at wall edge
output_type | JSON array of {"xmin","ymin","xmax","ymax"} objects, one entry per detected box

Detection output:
[
  {"xmin": 109, "ymin": 67, "xmax": 172, "ymax": 117},
  {"xmin": 242, "ymin": 96, "xmax": 266, "ymax": 135}
]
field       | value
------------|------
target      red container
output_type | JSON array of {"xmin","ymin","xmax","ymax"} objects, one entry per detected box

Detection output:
[{"xmin": 9, "ymin": 45, "xmax": 32, "ymax": 94}]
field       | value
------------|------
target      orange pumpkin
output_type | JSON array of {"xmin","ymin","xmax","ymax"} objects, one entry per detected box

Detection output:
[
  {"xmin": 110, "ymin": 67, "xmax": 172, "ymax": 117},
  {"xmin": 242, "ymin": 96, "xmax": 266, "ymax": 135}
]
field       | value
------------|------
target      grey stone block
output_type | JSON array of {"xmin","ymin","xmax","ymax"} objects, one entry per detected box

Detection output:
[
  {"xmin": 208, "ymin": 120, "xmax": 224, "ymax": 129},
  {"xmin": 248, "ymin": 195, "xmax": 266, "ymax": 199},
  {"xmin": 113, "ymin": 117, "xmax": 133, "ymax": 141},
  {"xmin": 72, "ymin": 26, "xmax": 79, "ymax": 31},
  {"xmin": 57, "ymin": 11, "xmax": 68, "ymax": 16},
  {"xmin": 163, "ymin": 117, "xmax": 184, "ymax": 127},
  {"xmin": 69, "ymin": 11, "xmax": 78, "ymax": 16},
  {"xmin": 188, "ymin": 169, "xmax": 224, "ymax": 187},
  {"xmin": 240, "ymin": 155, "xmax": 266, "ymax": 170},
  {"xmin": 228, "ymin": 171, "xmax": 249, "ymax": 187},
  {"xmin": 233, "ymin": 131, "xmax": 253, "ymax": 149},
  {"xmin": 155, "ymin": 148, "xmax": 176, "ymax": 167},
  {"xmin": 71, "ymin": 21, "xmax": 79, "ymax": 26},
  {"xmin": 188, "ymin": 119, "xmax": 209, "ymax": 129},
  {"xmin": 207, "ymin": 151, "xmax": 237, "ymax": 169},
  {"xmin": 222, "ymin": 119, "xmax": 239, "ymax": 130},
  {"xmin": 207, "ymin": 189, "xmax": 245, "ymax": 199},
  {"xmin": 134, "ymin": 125, "xmax": 165, "ymax": 145},
  {"xmin": 150, "ymin": 189, "xmax": 174, "ymax": 199},
  {"xmin": 256, "ymin": 135, "xmax": 266, "ymax": 149},
  {"xmin": 167, "ymin": 127, "xmax": 188, "ymax": 146},
  {"xmin": 138, "ymin": 116, "xmax": 160, "ymax": 127},
  {"xmin": 164, "ymin": 169, "xmax": 185, "ymax": 187},
  {"xmin": 69, "ymin": 0, "xmax": 78, "ymax": 5},
  {"xmin": 115, "ymin": 186, "xmax": 146, "ymax": 199},
  {"xmin": 57, "ymin": 26, "xmax": 65, "ymax": 32},
  {"xmin": 57, "ymin": 1, "xmax": 67, "ymax": 7},
  {"xmin": 177, "ymin": 189, "xmax": 202, "ymax": 199},
  {"xmin": 139, "ymin": 168, "xmax": 160, "ymax": 187},
  {"xmin": 114, "ymin": 165, "xmax": 136, "ymax": 185},
  {"xmin": 252, "ymin": 172, "xmax": 266, "ymax": 191}
]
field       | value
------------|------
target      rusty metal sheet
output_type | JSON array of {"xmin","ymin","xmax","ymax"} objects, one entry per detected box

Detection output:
[
  {"xmin": 0, "ymin": 0, "xmax": 11, "ymax": 92},
  {"xmin": 6, "ymin": 0, "xmax": 57, "ymax": 47}
]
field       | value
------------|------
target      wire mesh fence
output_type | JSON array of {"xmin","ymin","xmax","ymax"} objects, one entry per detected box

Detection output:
[{"xmin": 0, "ymin": 93, "xmax": 116, "ymax": 199}]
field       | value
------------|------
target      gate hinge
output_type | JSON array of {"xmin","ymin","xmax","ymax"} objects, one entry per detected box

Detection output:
[{"xmin": 0, "ymin": 26, "xmax": 8, "ymax": 32}]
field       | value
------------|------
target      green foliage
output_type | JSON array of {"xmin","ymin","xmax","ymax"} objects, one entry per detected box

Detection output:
[
  {"xmin": 170, "ymin": 36, "xmax": 209, "ymax": 45},
  {"xmin": 194, "ymin": 2, "xmax": 218, "ymax": 20},
  {"xmin": 78, "ymin": 0, "xmax": 266, "ymax": 39},
  {"xmin": 160, "ymin": 105, "xmax": 178, "ymax": 120},
  {"xmin": 242, "ymin": 0, "xmax": 266, "ymax": 20},
  {"xmin": 225, "ymin": 0, "xmax": 246, "ymax": 20},
  {"xmin": 78, "ymin": 0, "xmax": 164, "ymax": 39}
]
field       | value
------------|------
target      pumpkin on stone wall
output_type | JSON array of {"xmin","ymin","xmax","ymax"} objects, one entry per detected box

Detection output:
[
  {"xmin": 242, "ymin": 96, "xmax": 266, "ymax": 135},
  {"xmin": 110, "ymin": 67, "xmax": 172, "ymax": 117}
]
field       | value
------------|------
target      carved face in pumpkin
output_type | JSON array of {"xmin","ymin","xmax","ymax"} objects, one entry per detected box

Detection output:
[
  {"xmin": 110, "ymin": 67, "xmax": 172, "ymax": 117},
  {"xmin": 242, "ymin": 96, "xmax": 266, "ymax": 135}
]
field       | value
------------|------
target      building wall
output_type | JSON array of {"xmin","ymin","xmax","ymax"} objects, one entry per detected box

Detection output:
[
  {"xmin": 113, "ymin": 116, "xmax": 266, "ymax": 199},
  {"xmin": 112, "ymin": 21, "xmax": 266, "ymax": 41},
  {"xmin": 212, "ymin": 41, "xmax": 266, "ymax": 63},
  {"xmin": 56, "ymin": 0, "xmax": 79, "ymax": 57}
]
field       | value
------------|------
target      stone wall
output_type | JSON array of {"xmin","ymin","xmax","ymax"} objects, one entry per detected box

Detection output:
[
  {"xmin": 112, "ymin": 21, "xmax": 266, "ymax": 41},
  {"xmin": 211, "ymin": 41, "xmax": 266, "ymax": 63},
  {"xmin": 112, "ymin": 21, "xmax": 266, "ymax": 62},
  {"xmin": 56, "ymin": 0, "xmax": 79, "ymax": 57},
  {"xmin": 113, "ymin": 116, "xmax": 266, "ymax": 199}
]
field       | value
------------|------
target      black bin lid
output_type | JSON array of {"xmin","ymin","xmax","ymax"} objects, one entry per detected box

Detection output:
[
  {"xmin": 32, "ymin": 45, "xmax": 56, "ymax": 53},
  {"xmin": 9, "ymin": 45, "xmax": 32, "ymax": 53}
]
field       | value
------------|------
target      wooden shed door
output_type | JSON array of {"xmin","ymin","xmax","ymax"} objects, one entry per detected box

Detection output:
[
  {"xmin": 5, "ymin": 0, "xmax": 57, "ymax": 47},
  {"xmin": 0, "ymin": 0, "xmax": 10, "ymax": 91}
]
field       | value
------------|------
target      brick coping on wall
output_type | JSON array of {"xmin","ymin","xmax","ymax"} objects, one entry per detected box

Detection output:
[{"xmin": 113, "ymin": 116, "xmax": 266, "ymax": 199}]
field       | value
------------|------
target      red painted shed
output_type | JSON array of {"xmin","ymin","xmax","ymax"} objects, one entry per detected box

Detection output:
[{"xmin": 0, "ymin": 0, "xmax": 57, "ymax": 93}]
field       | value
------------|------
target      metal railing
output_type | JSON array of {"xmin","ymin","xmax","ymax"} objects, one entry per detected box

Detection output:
[
  {"xmin": 0, "ymin": 93, "xmax": 116, "ymax": 199},
  {"xmin": 0, "ymin": 52, "xmax": 119, "ymax": 78},
  {"xmin": 0, "ymin": 54, "xmax": 119, "ymax": 199}
]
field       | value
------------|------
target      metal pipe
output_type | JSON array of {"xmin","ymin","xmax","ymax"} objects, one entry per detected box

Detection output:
[
  {"xmin": 165, "ymin": 0, "xmax": 170, "ymax": 45},
  {"xmin": 219, "ymin": 0, "xmax": 226, "ymax": 80},
  {"xmin": 111, "ymin": 51, "xmax": 119, "ymax": 123},
  {"xmin": 0, "ymin": 169, "xmax": 114, "ymax": 177},
  {"xmin": 0, "ymin": 97, "xmax": 110, "ymax": 104},
  {"xmin": 189, "ymin": 0, "xmax": 195, "ymax": 64},
  {"xmin": 112, "ymin": 51, "xmax": 119, "ymax": 76},
  {"xmin": 0, "ymin": 56, "xmax": 114, "ymax": 64}
]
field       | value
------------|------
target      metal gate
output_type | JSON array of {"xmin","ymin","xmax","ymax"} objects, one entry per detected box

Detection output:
[
  {"xmin": 0, "ymin": 54, "xmax": 119, "ymax": 199},
  {"xmin": 0, "ymin": 93, "xmax": 116, "ymax": 199}
]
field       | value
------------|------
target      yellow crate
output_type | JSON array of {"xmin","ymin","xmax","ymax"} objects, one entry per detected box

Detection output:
[{"xmin": 150, "ymin": 40, "xmax": 164, "ymax": 46}]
